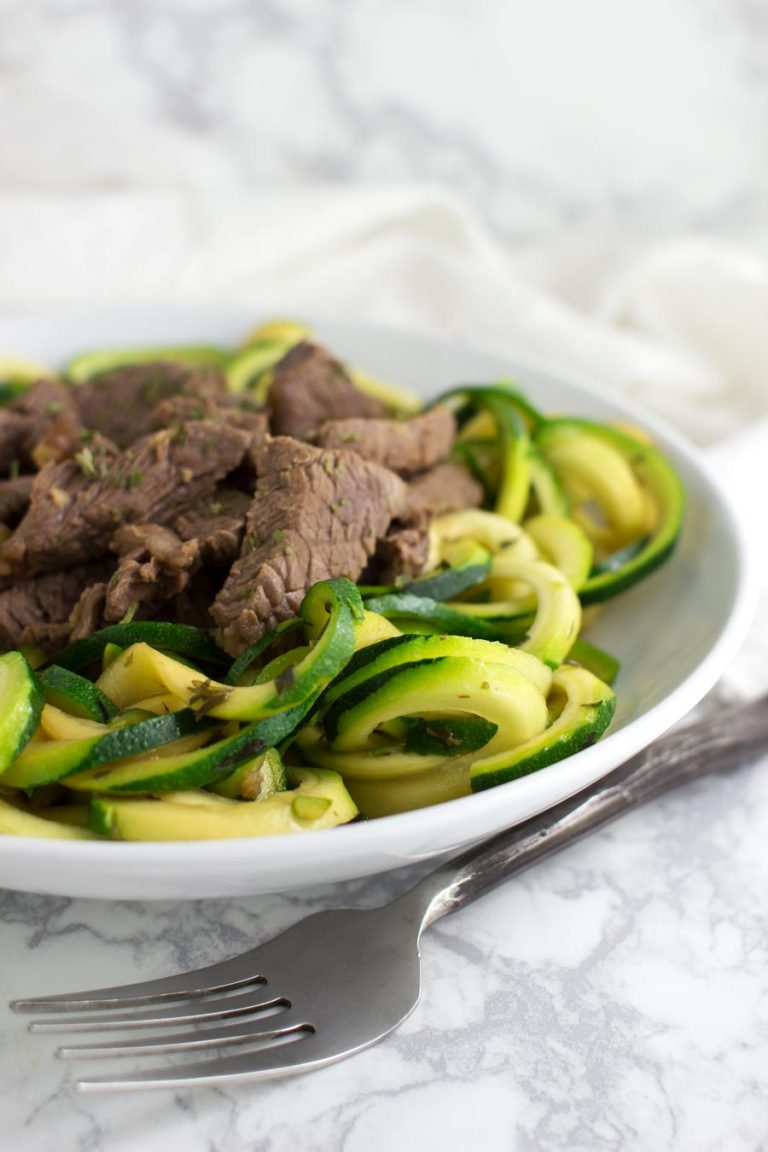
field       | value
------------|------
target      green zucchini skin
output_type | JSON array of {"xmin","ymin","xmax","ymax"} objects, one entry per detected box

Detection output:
[
  {"xmin": 223, "ymin": 620, "xmax": 303, "ymax": 686},
  {"xmin": 321, "ymin": 657, "xmax": 549, "ymax": 771},
  {"xmin": 206, "ymin": 747, "xmax": 287, "ymax": 800},
  {"xmin": 360, "ymin": 541, "xmax": 491, "ymax": 603},
  {"xmin": 305, "ymin": 662, "xmax": 615, "ymax": 816},
  {"xmin": 319, "ymin": 632, "xmax": 551, "ymax": 719},
  {"xmin": 65, "ymin": 345, "xmax": 228, "ymax": 383},
  {"xmin": 0, "ymin": 355, "xmax": 51, "ymax": 404},
  {"xmin": 535, "ymin": 419, "xmax": 685, "ymax": 604},
  {"xmin": 53, "ymin": 623, "xmax": 229, "ymax": 673},
  {"xmin": 3, "ymin": 580, "xmax": 365, "ymax": 796},
  {"xmin": 433, "ymin": 381, "xmax": 546, "ymax": 433},
  {"xmin": 67, "ymin": 703, "xmax": 310, "ymax": 795},
  {"xmin": 567, "ymin": 638, "xmax": 620, "ymax": 686},
  {"xmin": 0, "ymin": 348, "xmax": 687, "ymax": 836},
  {"xmin": 469, "ymin": 665, "xmax": 616, "ymax": 792},
  {"xmin": 201, "ymin": 577, "xmax": 363, "ymax": 722},
  {"xmin": 39, "ymin": 665, "xmax": 118, "ymax": 723},
  {"xmin": 0, "ymin": 652, "xmax": 45, "ymax": 775},
  {"xmin": 0, "ymin": 797, "xmax": 101, "ymax": 840},
  {"xmin": 322, "ymin": 658, "xmax": 443, "ymax": 746},
  {"xmin": 402, "ymin": 716, "xmax": 498, "ymax": 757},
  {"xmin": 528, "ymin": 447, "xmax": 570, "ymax": 517},
  {"xmin": 89, "ymin": 768, "xmax": 357, "ymax": 841},
  {"xmin": 0, "ymin": 382, "xmax": 28, "ymax": 406},
  {"xmin": 225, "ymin": 341, "xmax": 294, "ymax": 396},
  {"xmin": 430, "ymin": 382, "xmax": 550, "ymax": 524},
  {"xmin": 363, "ymin": 592, "xmax": 507, "ymax": 641},
  {"xmin": 1, "ymin": 709, "xmax": 212, "ymax": 790}
]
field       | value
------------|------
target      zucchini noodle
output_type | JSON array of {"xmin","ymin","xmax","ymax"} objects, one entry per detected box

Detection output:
[{"xmin": 0, "ymin": 326, "xmax": 686, "ymax": 840}]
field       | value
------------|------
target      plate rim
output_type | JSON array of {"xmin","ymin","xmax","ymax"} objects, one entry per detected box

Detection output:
[{"xmin": 0, "ymin": 309, "xmax": 757, "ymax": 890}]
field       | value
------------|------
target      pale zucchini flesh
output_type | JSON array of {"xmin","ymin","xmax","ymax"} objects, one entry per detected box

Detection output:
[
  {"xmin": 0, "ymin": 343, "xmax": 685, "ymax": 834},
  {"xmin": 91, "ymin": 769, "xmax": 357, "ymax": 841}
]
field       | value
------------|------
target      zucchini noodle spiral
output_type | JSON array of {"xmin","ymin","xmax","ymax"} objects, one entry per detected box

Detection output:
[{"xmin": 0, "ymin": 335, "xmax": 685, "ymax": 839}]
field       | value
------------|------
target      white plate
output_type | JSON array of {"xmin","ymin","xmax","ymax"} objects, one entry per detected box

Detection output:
[{"xmin": 0, "ymin": 310, "xmax": 755, "ymax": 899}]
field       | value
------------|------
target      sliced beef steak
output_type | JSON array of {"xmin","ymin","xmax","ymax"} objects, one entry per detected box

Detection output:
[
  {"xmin": 69, "ymin": 582, "xmax": 108, "ymax": 642},
  {"xmin": 174, "ymin": 488, "xmax": 251, "ymax": 568},
  {"xmin": 364, "ymin": 461, "xmax": 484, "ymax": 585},
  {"xmin": 73, "ymin": 361, "xmax": 227, "ymax": 448},
  {"xmin": 211, "ymin": 437, "xmax": 406, "ymax": 654},
  {"xmin": 316, "ymin": 405, "xmax": 456, "ymax": 474},
  {"xmin": 0, "ymin": 380, "xmax": 80, "ymax": 474},
  {"xmin": 268, "ymin": 342, "xmax": 386, "ymax": 441},
  {"xmin": 0, "ymin": 564, "xmax": 109, "ymax": 652},
  {"xmin": 0, "ymin": 420, "xmax": 250, "ymax": 577},
  {"xmin": 104, "ymin": 523, "xmax": 200, "ymax": 623},
  {"xmin": 0, "ymin": 474, "xmax": 35, "ymax": 527},
  {"xmin": 404, "ymin": 461, "xmax": 484, "ymax": 520},
  {"xmin": 368, "ymin": 523, "xmax": 430, "ymax": 584},
  {"xmin": 152, "ymin": 392, "xmax": 266, "ymax": 434},
  {"xmin": 153, "ymin": 396, "xmax": 268, "ymax": 488}
]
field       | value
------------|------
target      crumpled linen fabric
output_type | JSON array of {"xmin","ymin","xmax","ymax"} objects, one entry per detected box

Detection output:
[{"xmin": 0, "ymin": 185, "xmax": 764, "ymax": 694}]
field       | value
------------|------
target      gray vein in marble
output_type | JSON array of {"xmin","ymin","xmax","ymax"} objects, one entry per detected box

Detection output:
[
  {"xmin": 3, "ymin": 751, "xmax": 768, "ymax": 1151},
  {"xmin": 2, "ymin": 0, "xmax": 767, "ymax": 240}
]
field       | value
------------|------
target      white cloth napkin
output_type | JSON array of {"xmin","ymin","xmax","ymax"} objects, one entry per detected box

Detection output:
[{"xmin": 1, "ymin": 185, "xmax": 765, "ymax": 692}]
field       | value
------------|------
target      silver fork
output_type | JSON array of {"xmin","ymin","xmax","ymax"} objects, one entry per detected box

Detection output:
[{"xmin": 11, "ymin": 693, "xmax": 768, "ymax": 1093}]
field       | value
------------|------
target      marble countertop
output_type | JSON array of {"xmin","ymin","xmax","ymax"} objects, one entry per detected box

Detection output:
[
  {"xmin": 2, "ymin": 0, "xmax": 768, "ymax": 241},
  {"xmin": 3, "ymin": 736, "xmax": 768, "ymax": 1152}
]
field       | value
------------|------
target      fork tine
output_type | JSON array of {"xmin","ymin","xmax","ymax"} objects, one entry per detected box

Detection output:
[
  {"xmin": 72, "ymin": 1031, "xmax": 349, "ymax": 1092},
  {"xmin": 28, "ymin": 988, "xmax": 285, "ymax": 1034},
  {"xmin": 57, "ymin": 1012, "xmax": 307, "ymax": 1060},
  {"xmin": 10, "ymin": 947, "xmax": 267, "ymax": 1014}
]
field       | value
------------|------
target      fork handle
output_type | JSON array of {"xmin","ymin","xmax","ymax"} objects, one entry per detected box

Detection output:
[{"xmin": 402, "ymin": 694, "xmax": 768, "ymax": 929}]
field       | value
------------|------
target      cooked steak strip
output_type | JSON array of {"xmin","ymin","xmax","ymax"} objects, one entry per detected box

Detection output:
[
  {"xmin": 153, "ymin": 396, "xmax": 268, "ymax": 488},
  {"xmin": 268, "ymin": 342, "xmax": 387, "ymax": 441},
  {"xmin": 31, "ymin": 416, "xmax": 85, "ymax": 469},
  {"xmin": 169, "ymin": 586, "xmax": 218, "ymax": 631},
  {"xmin": 364, "ymin": 461, "xmax": 484, "ymax": 585},
  {"xmin": 73, "ymin": 361, "xmax": 227, "ymax": 448},
  {"xmin": 0, "ymin": 474, "xmax": 35, "ymax": 528},
  {"xmin": 104, "ymin": 523, "xmax": 200, "ymax": 623},
  {"xmin": 368, "ymin": 523, "xmax": 430, "ymax": 585},
  {"xmin": 152, "ymin": 392, "xmax": 266, "ymax": 432},
  {"xmin": 212, "ymin": 437, "xmax": 407, "ymax": 655},
  {"xmin": 150, "ymin": 394, "xmax": 212, "ymax": 427},
  {"xmin": 0, "ymin": 420, "xmax": 250, "ymax": 577},
  {"xmin": 0, "ymin": 380, "xmax": 80, "ymax": 474},
  {"xmin": 174, "ymin": 489, "xmax": 252, "ymax": 568},
  {"xmin": 316, "ymin": 406, "xmax": 456, "ymax": 474},
  {"xmin": 0, "ymin": 564, "xmax": 110, "ymax": 652},
  {"xmin": 69, "ymin": 582, "xmax": 109, "ymax": 642},
  {"xmin": 404, "ymin": 461, "xmax": 484, "ymax": 520}
]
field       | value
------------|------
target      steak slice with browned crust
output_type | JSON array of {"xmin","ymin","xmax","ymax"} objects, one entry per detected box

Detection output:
[
  {"xmin": 0, "ymin": 420, "xmax": 251, "ymax": 577},
  {"xmin": 316, "ymin": 405, "xmax": 456, "ymax": 475},
  {"xmin": 69, "ymin": 582, "xmax": 109, "ymax": 642},
  {"xmin": 174, "ymin": 488, "xmax": 252, "ymax": 569},
  {"xmin": 0, "ymin": 380, "xmax": 81, "ymax": 474},
  {"xmin": 404, "ymin": 461, "xmax": 484, "ymax": 520},
  {"xmin": 0, "ymin": 563, "xmax": 110, "ymax": 652},
  {"xmin": 211, "ymin": 437, "xmax": 407, "ymax": 655},
  {"xmin": 364, "ymin": 461, "xmax": 484, "ymax": 586},
  {"xmin": 73, "ymin": 361, "xmax": 227, "ymax": 448},
  {"xmin": 0, "ymin": 475, "xmax": 35, "ymax": 528},
  {"xmin": 368, "ymin": 523, "xmax": 431, "ymax": 585},
  {"xmin": 153, "ymin": 397, "xmax": 269, "ymax": 489},
  {"xmin": 268, "ymin": 342, "xmax": 387, "ymax": 441},
  {"xmin": 104, "ymin": 523, "xmax": 200, "ymax": 623}
]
